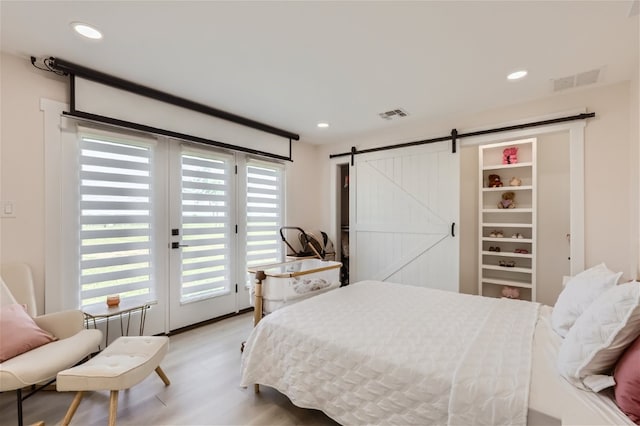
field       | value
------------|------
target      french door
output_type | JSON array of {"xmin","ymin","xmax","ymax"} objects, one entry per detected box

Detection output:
[
  {"xmin": 56, "ymin": 124, "xmax": 285, "ymax": 334},
  {"xmin": 168, "ymin": 143, "xmax": 237, "ymax": 330}
]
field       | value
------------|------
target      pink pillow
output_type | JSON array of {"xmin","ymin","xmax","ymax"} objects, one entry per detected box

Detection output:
[
  {"xmin": 614, "ymin": 335, "xmax": 640, "ymax": 424},
  {"xmin": 0, "ymin": 304, "xmax": 56, "ymax": 362}
]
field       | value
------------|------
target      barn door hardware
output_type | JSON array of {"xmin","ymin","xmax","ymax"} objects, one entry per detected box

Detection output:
[
  {"xmin": 330, "ymin": 112, "xmax": 595, "ymax": 160},
  {"xmin": 451, "ymin": 129, "xmax": 458, "ymax": 153}
]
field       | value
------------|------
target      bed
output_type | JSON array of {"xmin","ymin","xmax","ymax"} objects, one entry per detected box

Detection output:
[{"xmin": 240, "ymin": 280, "xmax": 636, "ymax": 426}]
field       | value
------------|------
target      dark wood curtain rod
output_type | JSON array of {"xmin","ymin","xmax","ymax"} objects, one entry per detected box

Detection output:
[{"xmin": 330, "ymin": 112, "xmax": 595, "ymax": 165}]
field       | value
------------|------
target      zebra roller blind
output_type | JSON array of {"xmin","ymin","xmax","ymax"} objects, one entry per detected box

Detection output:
[
  {"xmin": 246, "ymin": 160, "xmax": 285, "ymax": 269},
  {"xmin": 79, "ymin": 132, "xmax": 155, "ymax": 307}
]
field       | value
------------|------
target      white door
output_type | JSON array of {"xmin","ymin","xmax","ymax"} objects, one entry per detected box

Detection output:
[
  {"xmin": 168, "ymin": 143, "xmax": 237, "ymax": 329},
  {"xmin": 350, "ymin": 142, "xmax": 459, "ymax": 291}
]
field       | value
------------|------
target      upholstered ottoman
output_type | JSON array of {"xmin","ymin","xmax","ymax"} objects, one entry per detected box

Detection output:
[{"xmin": 57, "ymin": 336, "xmax": 170, "ymax": 426}]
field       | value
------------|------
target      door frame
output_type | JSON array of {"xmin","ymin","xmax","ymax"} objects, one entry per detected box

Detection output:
[{"xmin": 331, "ymin": 160, "xmax": 349, "ymax": 270}]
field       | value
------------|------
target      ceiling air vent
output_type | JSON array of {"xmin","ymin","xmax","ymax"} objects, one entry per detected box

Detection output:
[
  {"xmin": 575, "ymin": 69, "xmax": 600, "ymax": 87},
  {"xmin": 379, "ymin": 108, "xmax": 409, "ymax": 120},
  {"xmin": 553, "ymin": 76, "xmax": 575, "ymax": 92},
  {"xmin": 552, "ymin": 68, "xmax": 601, "ymax": 92}
]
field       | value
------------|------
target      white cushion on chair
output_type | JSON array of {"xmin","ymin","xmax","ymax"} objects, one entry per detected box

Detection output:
[
  {"xmin": 1, "ymin": 263, "xmax": 38, "ymax": 316},
  {"xmin": 57, "ymin": 336, "xmax": 169, "ymax": 391},
  {"xmin": 0, "ymin": 277, "xmax": 18, "ymax": 307}
]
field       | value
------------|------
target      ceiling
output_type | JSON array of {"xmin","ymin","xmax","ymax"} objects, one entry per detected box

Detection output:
[{"xmin": 1, "ymin": 1, "xmax": 638, "ymax": 145}]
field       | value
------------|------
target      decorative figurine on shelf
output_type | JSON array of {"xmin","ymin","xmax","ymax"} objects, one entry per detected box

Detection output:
[
  {"xmin": 509, "ymin": 176, "xmax": 522, "ymax": 186},
  {"xmin": 503, "ymin": 147, "xmax": 518, "ymax": 164},
  {"xmin": 498, "ymin": 191, "xmax": 516, "ymax": 209},
  {"xmin": 488, "ymin": 174, "xmax": 503, "ymax": 188},
  {"xmin": 501, "ymin": 286, "xmax": 520, "ymax": 299}
]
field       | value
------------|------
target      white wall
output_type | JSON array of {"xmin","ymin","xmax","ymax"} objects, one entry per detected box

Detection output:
[
  {"xmin": 285, "ymin": 142, "xmax": 322, "ymax": 232},
  {"xmin": 0, "ymin": 51, "xmax": 321, "ymax": 314},
  {"xmin": 318, "ymin": 81, "xmax": 639, "ymax": 297},
  {"xmin": 0, "ymin": 53, "xmax": 67, "ymax": 313}
]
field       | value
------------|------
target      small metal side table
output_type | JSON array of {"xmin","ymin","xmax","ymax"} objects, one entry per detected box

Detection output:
[{"xmin": 83, "ymin": 299, "xmax": 157, "ymax": 348}]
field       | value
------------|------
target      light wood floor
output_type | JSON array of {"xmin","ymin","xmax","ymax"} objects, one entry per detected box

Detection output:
[{"xmin": 0, "ymin": 312, "xmax": 339, "ymax": 426}]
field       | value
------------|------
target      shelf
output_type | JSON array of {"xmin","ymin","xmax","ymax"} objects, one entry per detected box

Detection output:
[
  {"xmin": 482, "ymin": 162, "xmax": 533, "ymax": 171},
  {"xmin": 481, "ymin": 251, "xmax": 532, "ymax": 258},
  {"xmin": 482, "ymin": 185, "xmax": 532, "ymax": 192},
  {"xmin": 482, "ymin": 223, "xmax": 532, "ymax": 228},
  {"xmin": 483, "ymin": 208, "xmax": 533, "ymax": 213},
  {"xmin": 481, "ymin": 278, "xmax": 533, "ymax": 289},
  {"xmin": 482, "ymin": 237, "xmax": 532, "ymax": 243},
  {"xmin": 479, "ymin": 138, "xmax": 536, "ymax": 301},
  {"xmin": 482, "ymin": 264, "xmax": 532, "ymax": 274}
]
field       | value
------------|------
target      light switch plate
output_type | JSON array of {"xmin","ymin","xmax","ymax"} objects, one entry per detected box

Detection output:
[{"xmin": 1, "ymin": 200, "xmax": 16, "ymax": 218}]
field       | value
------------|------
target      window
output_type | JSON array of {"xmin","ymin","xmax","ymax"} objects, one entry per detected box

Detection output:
[
  {"xmin": 78, "ymin": 133, "xmax": 155, "ymax": 307},
  {"xmin": 245, "ymin": 160, "xmax": 285, "ymax": 270}
]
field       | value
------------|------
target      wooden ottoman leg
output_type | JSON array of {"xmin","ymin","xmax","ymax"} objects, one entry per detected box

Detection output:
[
  {"xmin": 62, "ymin": 391, "xmax": 84, "ymax": 426},
  {"xmin": 108, "ymin": 390, "xmax": 119, "ymax": 426},
  {"xmin": 155, "ymin": 366, "xmax": 170, "ymax": 386}
]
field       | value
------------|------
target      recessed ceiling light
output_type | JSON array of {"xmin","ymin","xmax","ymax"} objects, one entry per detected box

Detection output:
[
  {"xmin": 317, "ymin": 122, "xmax": 330, "ymax": 128},
  {"xmin": 71, "ymin": 22, "xmax": 103, "ymax": 40},
  {"xmin": 507, "ymin": 70, "xmax": 528, "ymax": 80}
]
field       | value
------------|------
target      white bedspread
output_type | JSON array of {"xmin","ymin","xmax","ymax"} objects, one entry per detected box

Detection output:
[{"xmin": 241, "ymin": 280, "xmax": 540, "ymax": 425}]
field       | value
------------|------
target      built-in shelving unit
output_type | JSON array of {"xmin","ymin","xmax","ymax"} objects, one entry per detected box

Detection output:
[{"xmin": 478, "ymin": 138, "xmax": 537, "ymax": 301}]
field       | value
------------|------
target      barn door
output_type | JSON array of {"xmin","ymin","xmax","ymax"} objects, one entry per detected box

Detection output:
[{"xmin": 350, "ymin": 142, "xmax": 459, "ymax": 291}]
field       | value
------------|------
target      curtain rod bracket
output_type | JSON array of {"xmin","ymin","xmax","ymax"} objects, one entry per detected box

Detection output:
[{"xmin": 451, "ymin": 129, "xmax": 458, "ymax": 153}]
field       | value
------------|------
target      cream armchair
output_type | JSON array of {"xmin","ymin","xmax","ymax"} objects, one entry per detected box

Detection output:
[{"xmin": 0, "ymin": 263, "xmax": 102, "ymax": 426}]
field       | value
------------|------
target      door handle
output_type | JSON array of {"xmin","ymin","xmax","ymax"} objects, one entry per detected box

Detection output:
[{"xmin": 171, "ymin": 242, "xmax": 189, "ymax": 249}]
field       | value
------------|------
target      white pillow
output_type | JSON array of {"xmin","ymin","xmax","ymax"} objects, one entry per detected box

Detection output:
[
  {"xmin": 551, "ymin": 263, "xmax": 622, "ymax": 337},
  {"xmin": 556, "ymin": 281, "xmax": 640, "ymax": 391}
]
